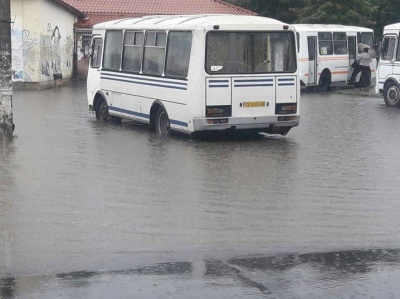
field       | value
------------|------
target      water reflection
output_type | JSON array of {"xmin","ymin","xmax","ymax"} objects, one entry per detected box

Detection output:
[
  {"xmin": 0, "ymin": 277, "xmax": 16, "ymax": 299},
  {"xmin": 1, "ymin": 249, "xmax": 400, "ymax": 298}
]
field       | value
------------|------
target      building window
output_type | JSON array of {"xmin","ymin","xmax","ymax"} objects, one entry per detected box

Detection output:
[
  {"xmin": 143, "ymin": 31, "xmax": 166, "ymax": 75},
  {"xmin": 165, "ymin": 31, "xmax": 192, "ymax": 79},
  {"xmin": 103, "ymin": 31, "xmax": 123, "ymax": 70},
  {"xmin": 122, "ymin": 31, "xmax": 144, "ymax": 73}
]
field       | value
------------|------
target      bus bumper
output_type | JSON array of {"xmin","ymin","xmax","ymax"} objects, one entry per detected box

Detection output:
[{"xmin": 192, "ymin": 115, "xmax": 300, "ymax": 133}]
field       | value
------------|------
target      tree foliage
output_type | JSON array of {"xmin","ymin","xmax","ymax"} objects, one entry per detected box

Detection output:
[{"xmin": 226, "ymin": 0, "xmax": 400, "ymax": 38}]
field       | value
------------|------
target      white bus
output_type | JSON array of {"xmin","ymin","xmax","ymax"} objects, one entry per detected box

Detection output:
[
  {"xmin": 293, "ymin": 24, "xmax": 376, "ymax": 91},
  {"xmin": 87, "ymin": 15, "xmax": 300, "ymax": 136},
  {"xmin": 376, "ymin": 22, "xmax": 400, "ymax": 107}
]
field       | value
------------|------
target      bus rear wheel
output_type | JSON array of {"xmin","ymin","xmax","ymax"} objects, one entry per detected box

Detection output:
[
  {"xmin": 318, "ymin": 71, "xmax": 331, "ymax": 92},
  {"xmin": 155, "ymin": 108, "xmax": 170, "ymax": 135},
  {"xmin": 96, "ymin": 99, "xmax": 110, "ymax": 121},
  {"xmin": 384, "ymin": 81, "xmax": 400, "ymax": 107}
]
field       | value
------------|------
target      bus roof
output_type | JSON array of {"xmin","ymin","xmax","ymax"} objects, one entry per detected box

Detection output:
[
  {"xmin": 292, "ymin": 24, "xmax": 373, "ymax": 32},
  {"xmin": 92, "ymin": 14, "xmax": 290, "ymax": 30},
  {"xmin": 384, "ymin": 22, "xmax": 400, "ymax": 31}
]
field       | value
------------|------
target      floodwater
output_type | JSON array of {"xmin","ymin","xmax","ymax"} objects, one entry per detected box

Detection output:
[{"xmin": 1, "ymin": 81, "xmax": 400, "ymax": 298}]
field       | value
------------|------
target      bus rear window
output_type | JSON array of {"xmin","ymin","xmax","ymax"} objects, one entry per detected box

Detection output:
[{"xmin": 206, "ymin": 31, "xmax": 296, "ymax": 74}]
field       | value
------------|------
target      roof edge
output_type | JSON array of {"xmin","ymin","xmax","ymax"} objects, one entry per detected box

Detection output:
[
  {"xmin": 52, "ymin": 0, "xmax": 86, "ymax": 18},
  {"xmin": 214, "ymin": 0, "xmax": 257, "ymax": 15}
]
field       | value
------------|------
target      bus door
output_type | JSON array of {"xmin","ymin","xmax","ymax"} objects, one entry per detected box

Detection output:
[
  {"xmin": 307, "ymin": 37, "xmax": 317, "ymax": 84},
  {"xmin": 348, "ymin": 36, "xmax": 357, "ymax": 81},
  {"xmin": 87, "ymin": 36, "xmax": 103, "ymax": 97},
  {"xmin": 378, "ymin": 35, "xmax": 397, "ymax": 80}
]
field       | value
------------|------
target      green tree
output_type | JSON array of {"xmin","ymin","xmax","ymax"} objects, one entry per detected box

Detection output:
[
  {"xmin": 372, "ymin": 0, "xmax": 400, "ymax": 38},
  {"xmin": 292, "ymin": 0, "xmax": 378, "ymax": 27},
  {"xmin": 226, "ymin": 0, "xmax": 302, "ymax": 23}
]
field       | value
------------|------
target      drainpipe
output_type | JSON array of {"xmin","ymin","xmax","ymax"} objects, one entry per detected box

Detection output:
[{"xmin": 0, "ymin": 0, "xmax": 15, "ymax": 140}]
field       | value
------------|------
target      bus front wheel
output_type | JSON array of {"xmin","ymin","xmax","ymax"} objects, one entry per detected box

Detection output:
[
  {"xmin": 384, "ymin": 81, "xmax": 400, "ymax": 107},
  {"xmin": 96, "ymin": 99, "xmax": 110, "ymax": 121},
  {"xmin": 155, "ymin": 108, "xmax": 170, "ymax": 135}
]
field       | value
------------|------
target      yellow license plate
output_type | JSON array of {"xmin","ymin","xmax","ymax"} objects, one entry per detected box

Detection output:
[{"xmin": 243, "ymin": 101, "xmax": 266, "ymax": 108}]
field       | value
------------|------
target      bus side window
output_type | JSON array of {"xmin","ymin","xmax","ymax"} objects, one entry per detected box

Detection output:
[
  {"xmin": 103, "ymin": 31, "xmax": 123, "ymax": 70},
  {"xmin": 396, "ymin": 38, "xmax": 400, "ymax": 61},
  {"xmin": 143, "ymin": 31, "xmax": 166, "ymax": 76},
  {"xmin": 348, "ymin": 37, "xmax": 356, "ymax": 59},
  {"xmin": 91, "ymin": 37, "xmax": 103, "ymax": 68},
  {"xmin": 381, "ymin": 37, "xmax": 396, "ymax": 61},
  {"xmin": 122, "ymin": 31, "xmax": 144, "ymax": 73},
  {"xmin": 165, "ymin": 31, "xmax": 192, "ymax": 79},
  {"xmin": 318, "ymin": 32, "xmax": 333, "ymax": 55},
  {"xmin": 333, "ymin": 32, "xmax": 347, "ymax": 55}
]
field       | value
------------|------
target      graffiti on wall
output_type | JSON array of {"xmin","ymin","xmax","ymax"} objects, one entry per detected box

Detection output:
[
  {"xmin": 40, "ymin": 23, "xmax": 74, "ymax": 80},
  {"xmin": 11, "ymin": 29, "xmax": 38, "ymax": 82},
  {"xmin": 11, "ymin": 20, "xmax": 74, "ymax": 83}
]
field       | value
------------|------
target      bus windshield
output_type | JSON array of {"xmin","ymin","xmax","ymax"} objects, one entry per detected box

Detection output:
[{"xmin": 206, "ymin": 31, "xmax": 297, "ymax": 74}]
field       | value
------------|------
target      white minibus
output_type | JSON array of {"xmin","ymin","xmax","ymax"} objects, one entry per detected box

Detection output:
[
  {"xmin": 376, "ymin": 22, "xmax": 400, "ymax": 107},
  {"xmin": 293, "ymin": 24, "xmax": 376, "ymax": 91},
  {"xmin": 87, "ymin": 15, "xmax": 300, "ymax": 136}
]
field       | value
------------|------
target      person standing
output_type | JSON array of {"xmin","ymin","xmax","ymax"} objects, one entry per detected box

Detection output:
[{"xmin": 349, "ymin": 46, "xmax": 372, "ymax": 86}]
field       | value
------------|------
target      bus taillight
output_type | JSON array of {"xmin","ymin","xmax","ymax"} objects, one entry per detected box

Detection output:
[
  {"xmin": 275, "ymin": 103, "xmax": 297, "ymax": 114},
  {"xmin": 206, "ymin": 105, "xmax": 231, "ymax": 117}
]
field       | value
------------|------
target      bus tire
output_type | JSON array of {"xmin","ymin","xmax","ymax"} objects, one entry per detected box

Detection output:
[
  {"xmin": 96, "ymin": 99, "xmax": 110, "ymax": 121},
  {"xmin": 318, "ymin": 71, "xmax": 331, "ymax": 92},
  {"xmin": 383, "ymin": 81, "xmax": 400, "ymax": 107},
  {"xmin": 155, "ymin": 108, "xmax": 170, "ymax": 135}
]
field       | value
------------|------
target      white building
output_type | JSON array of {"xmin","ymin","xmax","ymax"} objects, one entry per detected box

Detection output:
[{"xmin": 11, "ymin": 0, "xmax": 84, "ymax": 89}]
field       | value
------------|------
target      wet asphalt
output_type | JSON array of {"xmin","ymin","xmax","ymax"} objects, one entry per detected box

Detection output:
[{"xmin": 1, "ymin": 81, "xmax": 400, "ymax": 298}]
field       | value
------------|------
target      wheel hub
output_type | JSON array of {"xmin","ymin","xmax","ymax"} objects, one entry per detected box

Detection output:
[{"xmin": 388, "ymin": 87, "xmax": 400, "ymax": 103}]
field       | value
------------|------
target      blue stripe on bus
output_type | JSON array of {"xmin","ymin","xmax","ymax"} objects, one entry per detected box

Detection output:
[
  {"xmin": 170, "ymin": 119, "xmax": 189, "ymax": 127},
  {"xmin": 278, "ymin": 83, "xmax": 295, "ymax": 86},
  {"xmin": 209, "ymin": 80, "xmax": 229, "ymax": 83},
  {"xmin": 234, "ymin": 84, "xmax": 274, "ymax": 87},
  {"xmin": 101, "ymin": 76, "xmax": 187, "ymax": 90},
  {"xmin": 278, "ymin": 78, "xmax": 295, "ymax": 81},
  {"xmin": 109, "ymin": 106, "xmax": 188, "ymax": 127},
  {"xmin": 234, "ymin": 79, "xmax": 273, "ymax": 83},
  {"xmin": 102, "ymin": 72, "xmax": 188, "ymax": 86},
  {"xmin": 209, "ymin": 85, "xmax": 229, "ymax": 88},
  {"xmin": 109, "ymin": 106, "xmax": 150, "ymax": 118}
]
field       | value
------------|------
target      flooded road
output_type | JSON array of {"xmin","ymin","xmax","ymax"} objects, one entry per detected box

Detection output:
[{"xmin": 1, "ymin": 81, "xmax": 400, "ymax": 297}]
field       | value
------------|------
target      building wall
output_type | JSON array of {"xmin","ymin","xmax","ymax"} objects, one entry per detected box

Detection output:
[{"xmin": 11, "ymin": 0, "xmax": 77, "ymax": 87}]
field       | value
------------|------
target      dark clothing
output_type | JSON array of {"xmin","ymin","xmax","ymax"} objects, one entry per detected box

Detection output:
[
  {"xmin": 349, "ymin": 63, "xmax": 371, "ymax": 86},
  {"xmin": 349, "ymin": 48, "xmax": 372, "ymax": 86}
]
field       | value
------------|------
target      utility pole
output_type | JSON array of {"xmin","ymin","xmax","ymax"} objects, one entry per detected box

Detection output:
[{"xmin": 0, "ymin": 0, "xmax": 15, "ymax": 140}]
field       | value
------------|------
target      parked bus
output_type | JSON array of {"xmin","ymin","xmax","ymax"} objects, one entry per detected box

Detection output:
[
  {"xmin": 87, "ymin": 15, "xmax": 300, "ymax": 136},
  {"xmin": 293, "ymin": 24, "xmax": 376, "ymax": 91},
  {"xmin": 376, "ymin": 22, "xmax": 400, "ymax": 107}
]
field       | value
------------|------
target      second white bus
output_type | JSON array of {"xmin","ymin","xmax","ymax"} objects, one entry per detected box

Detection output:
[
  {"xmin": 293, "ymin": 24, "xmax": 376, "ymax": 91},
  {"xmin": 376, "ymin": 22, "xmax": 400, "ymax": 107},
  {"xmin": 87, "ymin": 14, "xmax": 300, "ymax": 136}
]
